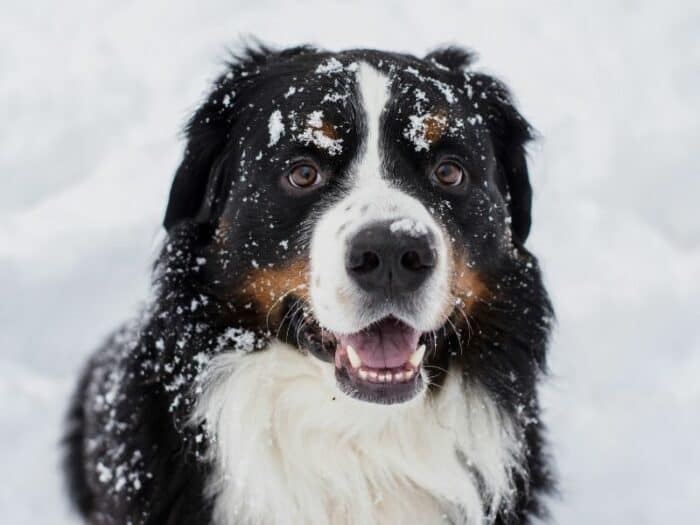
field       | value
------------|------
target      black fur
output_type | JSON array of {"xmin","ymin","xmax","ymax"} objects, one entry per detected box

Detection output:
[{"xmin": 64, "ymin": 43, "xmax": 554, "ymax": 524}]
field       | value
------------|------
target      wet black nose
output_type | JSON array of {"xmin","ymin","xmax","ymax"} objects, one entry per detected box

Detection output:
[{"xmin": 345, "ymin": 220, "xmax": 437, "ymax": 295}]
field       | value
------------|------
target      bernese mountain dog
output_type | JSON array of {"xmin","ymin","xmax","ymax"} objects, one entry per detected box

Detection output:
[{"xmin": 63, "ymin": 43, "xmax": 555, "ymax": 525}]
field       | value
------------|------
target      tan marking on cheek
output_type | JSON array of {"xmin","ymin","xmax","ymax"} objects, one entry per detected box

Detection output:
[
  {"xmin": 445, "ymin": 244, "xmax": 489, "ymax": 321},
  {"xmin": 451, "ymin": 264, "xmax": 487, "ymax": 311},
  {"xmin": 240, "ymin": 258, "xmax": 310, "ymax": 318}
]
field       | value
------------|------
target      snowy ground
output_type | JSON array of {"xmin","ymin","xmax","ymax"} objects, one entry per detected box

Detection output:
[{"xmin": 1, "ymin": 1, "xmax": 698, "ymax": 523}]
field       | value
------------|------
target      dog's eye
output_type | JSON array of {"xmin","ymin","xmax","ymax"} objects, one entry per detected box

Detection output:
[
  {"xmin": 288, "ymin": 164, "xmax": 321, "ymax": 188},
  {"xmin": 433, "ymin": 161, "xmax": 465, "ymax": 187}
]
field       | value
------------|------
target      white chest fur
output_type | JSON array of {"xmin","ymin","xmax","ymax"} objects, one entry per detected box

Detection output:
[{"xmin": 195, "ymin": 341, "xmax": 521, "ymax": 525}]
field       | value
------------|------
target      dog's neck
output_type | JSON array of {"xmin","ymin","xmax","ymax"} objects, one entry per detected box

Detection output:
[{"xmin": 195, "ymin": 340, "xmax": 521, "ymax": 525}]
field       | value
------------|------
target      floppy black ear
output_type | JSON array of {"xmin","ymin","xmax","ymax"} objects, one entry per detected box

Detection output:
[
  {"xmin": 480, "ymin": 78, "xmax": 534, "ymax": 244},
  {"xmin": 163, "ymin": 106, "xmax": 229, "ymax": 231},
  {"xmin": 163, "ymin": 43, "xmax": 316, "ymax": 231}
]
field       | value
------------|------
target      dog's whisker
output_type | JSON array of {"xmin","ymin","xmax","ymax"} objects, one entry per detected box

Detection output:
[
  {"xmin": 453, "ymin": 304, "xmax": 475, "ymax": 348},
  {"xmin": 445, "ymin": 317, "xmax": 464, "ymax": 357},
  {"xmin": 265, "ymin": 284, "xmax": 306, "ymax": 333},
  {"xmin": 275, "ymin": 296, "xmax": 301, "ymax": 340},
  {"xmin": 282, "ymin": 300, "xmax": 307, "ymax": 342}
]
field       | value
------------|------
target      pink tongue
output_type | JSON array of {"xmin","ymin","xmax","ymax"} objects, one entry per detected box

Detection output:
[{"xmin": 337, "ymin": 319, "xmax": 421, "ymax": 369}]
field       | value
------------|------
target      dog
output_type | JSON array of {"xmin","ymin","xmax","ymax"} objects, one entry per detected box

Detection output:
[{"xmin": 63, "ymin": 43, "xmax": 555, "ymax": 525}]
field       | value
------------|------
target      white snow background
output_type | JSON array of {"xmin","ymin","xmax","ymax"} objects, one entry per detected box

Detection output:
[{"xmin": 1, "ymin": 1, "xmax": 699, "ymax": 523}]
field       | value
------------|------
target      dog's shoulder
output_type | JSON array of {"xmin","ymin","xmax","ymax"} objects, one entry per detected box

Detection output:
[{"xmin": 63, "ymin": 316, "xmax": 217, "ymax": 524}]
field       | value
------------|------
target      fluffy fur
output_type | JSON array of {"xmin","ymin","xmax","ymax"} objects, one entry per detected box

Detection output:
[
  {"xmin": 63, "ymin": 43, "xmax": 554, "ymax": 525},
  {"xmin": 196, "ymin": 341, "xmax": 521, "ymax": 525}
]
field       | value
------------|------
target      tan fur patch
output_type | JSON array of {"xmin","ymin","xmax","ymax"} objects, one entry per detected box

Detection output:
[
  {"xmin": 240, "ymin": 258, "xmax": 310, "ymax": 321},
  {"xmin": 445, "ymin": 245, "xmax": 488, "ymax": 322},
  {"xmin": 451, "ymin": 264, "xmax": 487, "ymax": 310},
  {"xmin": 317, "ymin": 120, "xmax": 340, "ymax": 140},
  {"xmin": 422, "ymin": 112, "xmax": 449, "ymax": 144}
]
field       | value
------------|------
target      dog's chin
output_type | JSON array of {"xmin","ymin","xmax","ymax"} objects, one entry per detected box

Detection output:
[
  {"xmin": 299, "ymin": 316, "xmax": 429, "ymax": 405},
  {"xmin": 334, "ymin": 363, "xmax": 426, "ymax": 405}
]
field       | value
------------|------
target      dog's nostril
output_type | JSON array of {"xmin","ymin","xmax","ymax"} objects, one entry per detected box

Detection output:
[
  {"xmin": 400, "ymin": 250, "xmax": 423, "ymax": 271},
  {"xmin": 400, "ymin": 248, "xmax": 436, "ymax": 271},
  {"xmin": 350, "ymin": 251, "xmax": 381, "ymax": 274}
]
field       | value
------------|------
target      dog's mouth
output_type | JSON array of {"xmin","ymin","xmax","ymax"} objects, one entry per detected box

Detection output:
[{"xmin": 300, "ymin": 316, "xmax": 427, "ymax": 404}]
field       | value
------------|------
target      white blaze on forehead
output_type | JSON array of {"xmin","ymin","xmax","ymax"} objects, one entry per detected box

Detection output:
[{"xmin": 354, "ymin": 63, "xmax": 390, "ymax": 185}]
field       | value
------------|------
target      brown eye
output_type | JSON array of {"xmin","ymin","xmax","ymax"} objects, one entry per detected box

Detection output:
[
  {"xmin": 433, "ymin": 161, "xmax": 465, "ymax": 186},
  {"xmin": 288, "ymin": 164, "xmax": 321, "ymax": 188}
]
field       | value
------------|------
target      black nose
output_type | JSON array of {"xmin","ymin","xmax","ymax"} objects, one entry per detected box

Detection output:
[{"xmin": 345, "ymin": 220, "xmax": 437, "ymax": 295}]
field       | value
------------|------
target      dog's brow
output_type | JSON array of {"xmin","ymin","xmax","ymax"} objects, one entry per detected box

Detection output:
[{"xmin": 290, "ymin": 110, "xmax": 345, "ymax": 156}]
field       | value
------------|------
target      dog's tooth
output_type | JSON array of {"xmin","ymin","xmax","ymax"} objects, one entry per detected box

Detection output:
[
  {"xmin": 394, "ymin": 371, "xmax": 404, "ymax": 382},
  {"xmin": 409, "ymin": 344, "xmax": 426, "ymax": 368},
  {"xmin": 385, "ymin": 372, "xmax": 393, "ymax": 383},
  {"xmin": 368, "ymin": 371, "xmax": 378, "ymax": 381},
  {"xmin": 346, "ymin": 345, "xmax": 362, "ymax": 369},
  {"xmin": 405, "ymin": 368, "xmax": 415, "ymax": 379},
  {"xmin": 359, "ymin": 369, "xmax": 369, "ymax": 380}
]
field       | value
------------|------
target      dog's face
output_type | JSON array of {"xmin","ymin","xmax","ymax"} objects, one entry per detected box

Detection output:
[{"xmin": 163, "ymin": 46, "xmax": 536, "ymax": 405}]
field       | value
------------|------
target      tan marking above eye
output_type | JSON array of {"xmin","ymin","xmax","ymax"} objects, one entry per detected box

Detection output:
[
  {"xmin": 317, "ymin": 120, "xmax": 340, "ymax": 140},
  {"xmin": 422, "ymin": 113, "xmax": 449, "ymax": 143},
  {"xmin": 403, "ymin": 110, "xmax": 452, "ymax": 152}
]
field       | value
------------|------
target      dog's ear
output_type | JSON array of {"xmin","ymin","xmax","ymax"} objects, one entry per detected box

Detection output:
[
  {"xmin": 163, "ymin": 50, "xmax": 261, "ymax": 231},
  {"xmin": 162, "ymin": 99, "xmax": 229, "ymax": 232},
  {"xmin": 482, "ymin": 79, "xmax": 534, "ymax": 244},
  {"xmin": 424, "ymin": 46, "xmax": 477, "ymax": 71},
  {"xmin": 163, "ymin": 44, "xmax": 316, "ymax": 231},
  {"xmin": 163, "ymin": 44, "xmax": 276, "ymax": 231}
]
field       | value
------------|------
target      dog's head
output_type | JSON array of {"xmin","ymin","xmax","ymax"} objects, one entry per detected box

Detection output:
[{"xmin": 162, "ymin": 44, "xmax": 540, "ymax": 405}]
